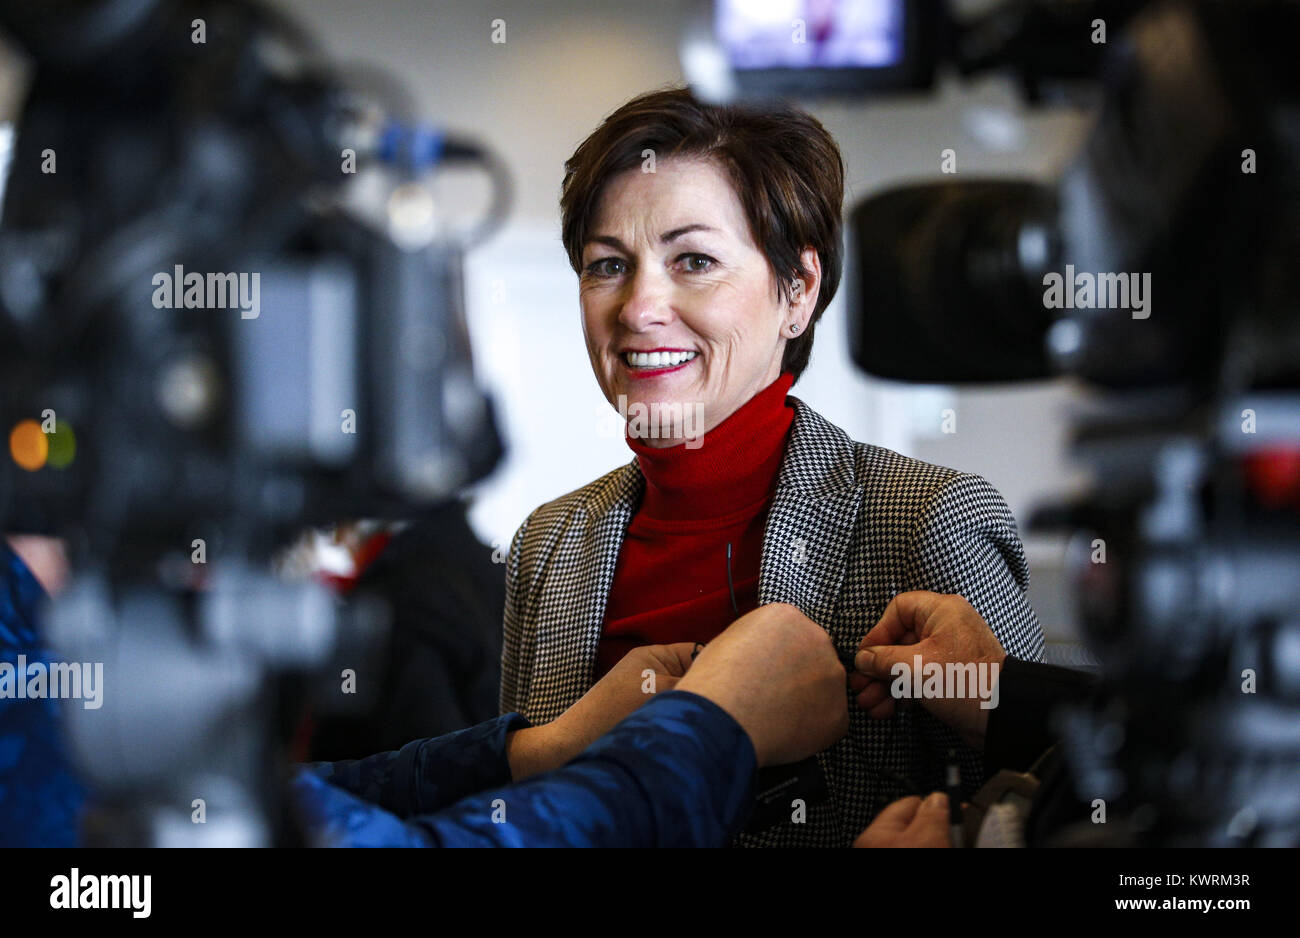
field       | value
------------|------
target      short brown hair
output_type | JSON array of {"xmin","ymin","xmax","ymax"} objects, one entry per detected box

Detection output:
[{"xmin": 560, "ymin": 86, "xmax": 845, "ymax": 382}]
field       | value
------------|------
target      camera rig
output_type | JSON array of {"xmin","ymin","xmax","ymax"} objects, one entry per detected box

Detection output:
[{"xmin": 0, "ymin": 0, "xmax": 508, "ymax": 844}]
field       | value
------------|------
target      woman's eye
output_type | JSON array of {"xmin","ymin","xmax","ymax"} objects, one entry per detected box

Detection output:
[
  {"xmin": 585, "ymin": 258, "xmax": 626, "ymax": 277},
  {"xmin": 679, "ymin": 253, "xmax": 715, "ymax": 273}
]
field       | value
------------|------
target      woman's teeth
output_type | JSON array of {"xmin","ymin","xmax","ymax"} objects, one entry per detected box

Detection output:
[{"xmin": 624, "ymin": 350, "xmax": 697, "ymax": 368}]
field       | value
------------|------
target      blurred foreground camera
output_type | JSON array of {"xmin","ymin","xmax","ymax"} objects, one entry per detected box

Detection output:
[
  {"xmin": 688, "ymin": 0, "xmax": 1300, "ymax": 845},
  {"xmin": 0, "ymin": 0, "xmax": 507, "ymax": 844},
  {"xmin": 844, "ymin": 0, "xmax": 1300, "ymax": 845}
]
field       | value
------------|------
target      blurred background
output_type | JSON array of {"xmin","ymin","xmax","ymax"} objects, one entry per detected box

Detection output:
[{"xmin": 0, "ymin": 0, "xmax": 1093, "ymax": 652}]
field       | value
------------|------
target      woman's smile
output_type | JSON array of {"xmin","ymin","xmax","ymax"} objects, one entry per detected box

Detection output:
[{"xmin": 620, "ymin": 347, "xmax": 699, "ymax": 380}]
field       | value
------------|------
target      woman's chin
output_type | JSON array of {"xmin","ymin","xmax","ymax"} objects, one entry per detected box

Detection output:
[
  {"xmin": 615, "ymin": 391, "xmax": 710, "ymax": 447},
  {"xmin": 614, "ymin": 389, "xmax": 701, "ymax": 413},
  {"xmin": 630, "ymin": 433, "xmax": 687, "ymax": 449}
]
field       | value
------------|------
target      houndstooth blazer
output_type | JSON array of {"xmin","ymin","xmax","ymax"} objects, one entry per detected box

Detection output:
[{"xmin": 499, "ymin": 395, "xmax": 1044, "ymax": 847}]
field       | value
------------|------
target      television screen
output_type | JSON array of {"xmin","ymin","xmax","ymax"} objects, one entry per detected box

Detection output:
[{"xmin": 715, "ymin": 0, "xmax": 906, "ymax": 71}]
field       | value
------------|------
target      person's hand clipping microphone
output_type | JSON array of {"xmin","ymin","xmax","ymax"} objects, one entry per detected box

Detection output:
[{"xmin": 848, "ymin": 591, "xmax": 1006, "ymax": 750}]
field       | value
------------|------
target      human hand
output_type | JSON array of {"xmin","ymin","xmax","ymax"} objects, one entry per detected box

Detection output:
[
  {"xmin": 848, "ymin": 591, "xmax": 1006, "ymax": 749},
  {"xmin": 5, "ymin": 535, "xmax": 70, "ymax": 597},
  {"xmin": 676, "ymin": 602, "xmax": 848, "ymax": 767},
  {"xmin": 507, "ymin": 642, "xmax": 696, "ymax": 780},
  {"xmin": 853, "ymin": 792, "xmax": 954, "ymax": 848}
]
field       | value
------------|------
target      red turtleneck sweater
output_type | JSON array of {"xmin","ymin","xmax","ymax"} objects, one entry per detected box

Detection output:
[{"xmin": 594, "ymin": 372, "xmax": 796, "ymax": 678}]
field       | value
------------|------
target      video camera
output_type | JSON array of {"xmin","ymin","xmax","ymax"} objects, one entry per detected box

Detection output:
[
  {"xmin": 0, "ymin": 0, "xmax": 507, "ymax": 844},
  {"xmin": 689, "ymin": 0, "xmax": 1300, "ymax": 845}
]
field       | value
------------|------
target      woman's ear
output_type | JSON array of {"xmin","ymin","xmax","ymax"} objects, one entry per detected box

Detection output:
[{"xmin": 788, "ymin": 246, "xmax": 822, "ymax": 330}]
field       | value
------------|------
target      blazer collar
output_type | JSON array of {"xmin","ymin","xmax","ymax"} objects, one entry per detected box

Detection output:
[
  {"xmin": 602, "ymin": 396, "xmax": 859, "ymax": 498},
  {"xmin": 596, "ymin": 395, "xmax": 864, "ymax": 623},
  {"xmin": 758, "ymin": 398, "xmax": 864, "ymax": 624},
  {"xmin": 524, "ymin": 396, "xmax": 864, "ymax": 720}
]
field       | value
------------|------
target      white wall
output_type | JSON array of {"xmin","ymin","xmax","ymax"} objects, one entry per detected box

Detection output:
[{"xmin": 273, "ymin": 0, "xmax": 1095, "ymax": 641}]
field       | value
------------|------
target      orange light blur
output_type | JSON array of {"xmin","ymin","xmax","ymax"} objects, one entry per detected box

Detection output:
[{"xmin": 9, "ymin": 419, "xmax": 48, "ymax": 471}]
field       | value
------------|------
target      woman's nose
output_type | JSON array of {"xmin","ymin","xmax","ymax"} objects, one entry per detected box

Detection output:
[{"xmin": 618, "ymin": 267, "xmax": 673, "ymax": 331}]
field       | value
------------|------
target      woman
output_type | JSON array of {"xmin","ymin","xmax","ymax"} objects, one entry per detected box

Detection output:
[{"xmin": 500, "ymin": 86, "xmax": 1043, "ymax": 847}]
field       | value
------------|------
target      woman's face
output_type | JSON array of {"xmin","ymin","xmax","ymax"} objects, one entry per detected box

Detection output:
[{"xmin": 579, "ymin": 157, "xmax": 819, "ymax": 447}]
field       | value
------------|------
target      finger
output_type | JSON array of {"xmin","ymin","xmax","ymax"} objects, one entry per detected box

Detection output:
[
  {"xmin": 853, "ymin": 680, "xmax": 891, "ymax": 711},
  {"xmin": 859, "ymin": 591, "xmax": 945, "ymax": 650},
  {"xmin": 857, "ymin": 680, "xmax": 891, "ymax": 707},
  {"xmin": 864, "ymin": 697, "xmax": 896, "ymax": 720},
  {"xmin": 848, "ymin": 671, "xmax": 870, "ymax": 694},
  {"xmin": 858, "ymin": 599, "xmax": 913, "ymax": 651},
  {"xmin": 911, "ymin": 792, "xmax": 954, "ymax": 847},
  {"xmin": 916, "ymin": 791, "xmax": 949, "ymax": 815},
  {"xmin": 657, "ymin": 642, "xmax": 699, "ymax": 677},
  {"xmin": 875, "ymin": 795, "xmax": 924, "ymax": 829},
  {"xmin": 855, "ymin": 637, "xmax": 937, "ymax": 679},
  {"xmin": 853, "ymin": 684, "xmax": 896, "ymax": 718},
  {"xmin": 852, "ymin": 795, "xmax": 926, "ymax": 848}
]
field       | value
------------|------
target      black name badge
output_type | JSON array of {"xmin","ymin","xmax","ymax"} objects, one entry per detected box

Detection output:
[{"xmin": 744, "ymin": 755, "xmax": 831, "ymax": 833}]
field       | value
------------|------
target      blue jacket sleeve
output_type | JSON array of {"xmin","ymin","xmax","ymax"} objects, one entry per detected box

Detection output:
[
  {"xmin": 0, "ymin": 541, "xmax": 87, "ymax": 846},
  {"xmin": 298, "ymin": 710, "xmax": 533, "ymax": 817},
  {"xmin": 292, "ymin": 690, "xmax": 758, "ymax": 847}
]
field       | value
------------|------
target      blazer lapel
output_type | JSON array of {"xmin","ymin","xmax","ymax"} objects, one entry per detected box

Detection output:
[
  {"xmin": 759, "ymin": 398, "xmax": 863, "ymax": 628},
  {"xmin": 526, "ymin": 462, "xmax": 642, "ymax": 722}
]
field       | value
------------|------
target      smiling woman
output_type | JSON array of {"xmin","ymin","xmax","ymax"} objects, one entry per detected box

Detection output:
[
  {"xmin": 499, "ymin": 86, "xmax": 1044, "ymax": 848},
  {"xmin": 577, "ymin": 157, "xmax": 820, "ymax": 445}
]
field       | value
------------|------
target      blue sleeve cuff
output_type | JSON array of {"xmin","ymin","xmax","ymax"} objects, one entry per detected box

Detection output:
[{"xmin": 300, "ymin": 711, "xmax": 532, "ymax": 817}]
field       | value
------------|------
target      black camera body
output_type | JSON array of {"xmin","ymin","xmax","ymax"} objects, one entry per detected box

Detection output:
[
  {"xmin": 842, "ymin": 0, "xmax": 1300, "ymax": 844},
  {"xmin": 0, "ymin": 0, "xmax": 504, "ymax": 844}
]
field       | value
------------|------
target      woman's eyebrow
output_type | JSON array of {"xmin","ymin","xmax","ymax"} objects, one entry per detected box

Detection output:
[{"xmin": 585, "ymin": 224, "xmax": 721, "ymax": 253}]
